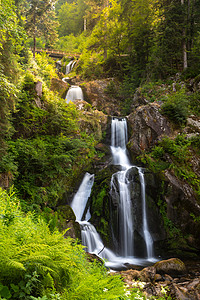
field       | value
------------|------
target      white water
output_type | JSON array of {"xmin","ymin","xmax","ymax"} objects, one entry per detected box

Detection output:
[
  {"xmin": 138, "ymin": 168, "xmax": 154, "ymax": 259},
  {"xmin": 110, "ymin": 117, "xmax": 154, "ymax": 259},
  {"xmin": 71, "ymin": 172, "xmax": 94, "ymax": 221},
  {"xmin": 71, "ymin": 173, "xmax": 118, "ymax": 264},
  {"xmin": 70, "ymin": 117, "xmax": 156, "ymax": 269},
  {"xmin": 66, "ymin": 60, "xmax": 76, "ymax": 75},
  {"xmin": 65, "ymin": 85, "xmax": 84, "ymax": 103}
]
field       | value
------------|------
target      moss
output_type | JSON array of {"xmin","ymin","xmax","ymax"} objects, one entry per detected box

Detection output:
[
  {"xmin": 90, "ymin": 167, "xmax": 115, "ymax": 246},
  {"xmin": 57, "ymin": 205, "xmax": 76, "ymax": 221}
]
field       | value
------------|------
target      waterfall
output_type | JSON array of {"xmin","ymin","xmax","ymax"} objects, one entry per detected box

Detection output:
[
  {"xmin": 65, "ymin": 85, "xmax": 84, "ymax": 103},
  {"xmin": 138, "ymin": 168, "xmax": 154, "ymax": 258},
  {"xmin": 70, "ymin": 117, "xmax": 156, "ymax": 270},
  {"xmin": 66, "ymin": 60, "xmax": 76, "ymax": 75},
  {"xmin": 71, "ymin": 172, "xmax": 94, "ymax": 222},
  {"xmin": 70, "ymin": 173, "xmax": 116, "ymax": 263},
  {"xmin": 110, "ymin": 117, "xmax": 154, "ymax": 259},
  {"xmin": 110, "ymin": 170, "xmax": 134, "ymax": 256}
]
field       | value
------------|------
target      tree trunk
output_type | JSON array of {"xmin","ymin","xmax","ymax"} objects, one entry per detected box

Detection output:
[
  {"xmin": 84, "ymin": 17, "xmax": 87, "ymax": 31},
  {"xmin": 181, "ymin": 0, "xmax": 188, "ymax": 69},
  {"xmin": 33, "ymin": 12, "xmax": 36, "ymax": 58}
]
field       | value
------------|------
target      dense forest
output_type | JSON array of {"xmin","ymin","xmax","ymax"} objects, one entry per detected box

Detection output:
[{"xmin": 0, "ymin": 0, "xmax": 200, "ymax": 299}]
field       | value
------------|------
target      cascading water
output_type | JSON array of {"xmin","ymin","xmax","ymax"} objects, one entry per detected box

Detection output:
[
  {"xmin": 65, "ymin": 85, "xmax": 84, "ymax": 103},
  {"xmin": 138, "ymin": 168, "xmax": 154, "ymax": 259},
  {"xmin": 71, "ymin": 172, "xmax": 94, "ymax": 222},
  {"xmin": 66, "ymin": 60, "xmax": 76, "ymax": 75},
  {"xmin": 110, "ymin": 117, "xmax": 154, "ymax": 259},
  {"xmin": 70, "ymin": 173, "xmax": 116, "ymax": 262},
  {"xmin": 70, "ymin": 117, "xmax": 157, "ymax": 270}
]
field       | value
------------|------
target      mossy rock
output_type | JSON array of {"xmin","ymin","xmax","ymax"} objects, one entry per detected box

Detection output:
[
  {"xmin": 63, "ymin": 220, "xmax": 81, "ymax": 240},
  {"xmin": 57, "ymin": 205, "xmax": 76, "ymax": 221},
  {"xmin": 154, "ymin": 258, "xmax": 187, "ymax": 277}
]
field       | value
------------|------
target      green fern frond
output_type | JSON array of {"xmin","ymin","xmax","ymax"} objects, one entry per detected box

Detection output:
[
  {"xmin": 6, "ymin": 259, "xmax": 26, "ymax": 271},
  {"xmin": 21, "ymin": 255, "xmax": 51, "ymax": 263}
]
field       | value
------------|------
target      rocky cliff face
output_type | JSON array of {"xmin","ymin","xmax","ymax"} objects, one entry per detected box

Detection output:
[
  {"xmin": 124, "ymin": 90, "xmax": 200, "ymax": 257},
  {"xmin": 127, "ymin": 103, "xmax": 172, "ymax": 155},
  {"xmin": 81, "ymin": 79, "xmax": 123, "ymax": 116},
  {"xmin": 68, "ymin": 79, "xmax": 200, "ymax": 258}
]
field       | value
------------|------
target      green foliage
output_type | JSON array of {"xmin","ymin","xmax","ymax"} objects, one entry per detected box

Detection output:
[
  {"xmin": 0, "ymin": 188, "xmax": 135, "ymax": 300},
  {"xmin": 55, "ymin": 33, "xmax": 86, "ymax": 53},
  {"xmin": 160, "ymin": 90, "xmax": 189, "ymax": 125},
  {"xmin": 138, "ymin": 135, "xmax": 200, "ymax": 201},
  {"xmin": 57, "ymin": 0, "xmax": 86, "ymax": 37},
  {"xmin": 23, "ymin": 0, "xmax": 59, "ymax": 49},
  {"xmin": 34, "ymin": 53, "xmax": 58, "ymax": 87},
  {"xmin": 139, "ymin": 81, "xmax": 169, "ymax": 103},
  {"xmin": 0, "ymin": 66, "xmax": 18, "ymax": 158},
  {"xmin": 5, "ymin": 135, "xmax": 95, "ymax": 207},
  {"xmin": 188, "ymin": 91, "xmax": 200, "ymax": 116}
]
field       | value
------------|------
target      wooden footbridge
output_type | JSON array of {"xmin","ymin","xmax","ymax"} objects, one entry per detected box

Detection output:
[{"xmin": 32, "ymin": 48, "xmax": 80, "ymax": 59}]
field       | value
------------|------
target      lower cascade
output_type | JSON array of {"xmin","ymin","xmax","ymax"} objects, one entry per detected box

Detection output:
[
  {"xmin": 65, "ymin": 85, "xmax": 84, "ymax": 103},
  {"xmin": 70, "ymin": 117, "xmax": 157, "ymax": 270}
]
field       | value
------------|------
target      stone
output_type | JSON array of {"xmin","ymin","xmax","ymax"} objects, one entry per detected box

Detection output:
[
  {"xmin": 154, "ymin": 258, "xmax": 187, "ymax": 277},
  {"xmin": 63, "ymin": 220, "xmax": 81, "ymax": 240},
  {"xmin": 139, "ymin": 266, "xmax": 156, "ymax": 282},
  {"xmin": 82, "ymin": 79, "xmax": 123, "ymax": 115},
  {"xmin": 120, "ymin": 269, "xmax": 140, "ymax": 282},
  {"xmin": 50, "ymin": 77, "xmax": 69, "ymax": 98},
  {"xmin": 57, "ymin": 205, "xmax": 76, "ymax": 221},
  {"xmin": 130, "ymin": 89, "xmax": 149, "ymax": 109},
  {"xmin": 154, "ymin": 274, "xmax": 163, "ymax": 282},
  {"xmin": 35, "ymin": 81, "xmax": 42, "ymax": 97},
  {"xmin": 127, "ymin": 103, "xmax": 172, "ymax": 155}
]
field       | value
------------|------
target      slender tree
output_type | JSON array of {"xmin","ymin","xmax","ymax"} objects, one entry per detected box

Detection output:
[{"xmin": 24, "ymin": 0, "xmax": 58, "ymax": 57}]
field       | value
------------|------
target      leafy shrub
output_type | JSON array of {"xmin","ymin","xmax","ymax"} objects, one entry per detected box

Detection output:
[
  {"xmin": 160, "ymin": 90, "xmax": 189, "ymax": 125},
  {"xmin": 188, "ymin": 92, "xmax": 200, "ymax": 116}
]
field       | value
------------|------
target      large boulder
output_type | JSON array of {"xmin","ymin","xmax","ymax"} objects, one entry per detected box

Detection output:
[
  {"xmin": 74, "ymin": 99, "xmax": 108, "ymax": 140},
  {"xmin": 56, "ymin": 205, "xmax": 81, "ymax": 240},
  {"xmin": 127, "ymin": 103, "xmax": 172, "ymax": 155},
  {"xmin": 154, "ymin": 258, "xmax": 187, "ymax": 277},
  {"xmin": 50, "ymin": 77, "xmax": 69, "ymax": 98}
]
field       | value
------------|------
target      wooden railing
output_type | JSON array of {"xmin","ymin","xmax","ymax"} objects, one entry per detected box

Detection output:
[{"xmin": 31, "ymin": 48, "xmax": 80, "ymax": 58}]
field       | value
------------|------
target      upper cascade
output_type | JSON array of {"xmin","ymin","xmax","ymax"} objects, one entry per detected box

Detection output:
[
  {"xmin": 66, "ymin": 60, "xmax": 76, "ymax": 75},
  {"xmin": 110, "ymin": 117, "xmax": 130, "ymax": 167}
]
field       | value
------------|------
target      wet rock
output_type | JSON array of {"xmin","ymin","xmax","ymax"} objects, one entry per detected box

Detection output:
[
  {"xmin": 120, "ymin": 269, "xmax": 140, "ymax": 282},
  {"xmin": 154, "ymin": 258, "xmax": 187, "ymax": 277},
  {"xmin": 85, "ymin": 253, "xmax": 104, "ymax": 265},
  {"xmin": 127, "ymin": 103, "xmax": 172, "ymax": 155},
  {"xmin": 63, "ymin": 220, "xmax": 81, "ymax": 240},
  {"xmin": 56, "ymin": 205, "xmax": 81, "ymax": 239},
  {"xmin": 139, "ymin": 266, "xmax": 156, "ymax": 282},
  {"xmin": 163, "ymin": 170, "xmax": 200, "ymax": 252},
  {"xmin": 57, "ymin": 205, "xmax": 76, "ymax": 221}
]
